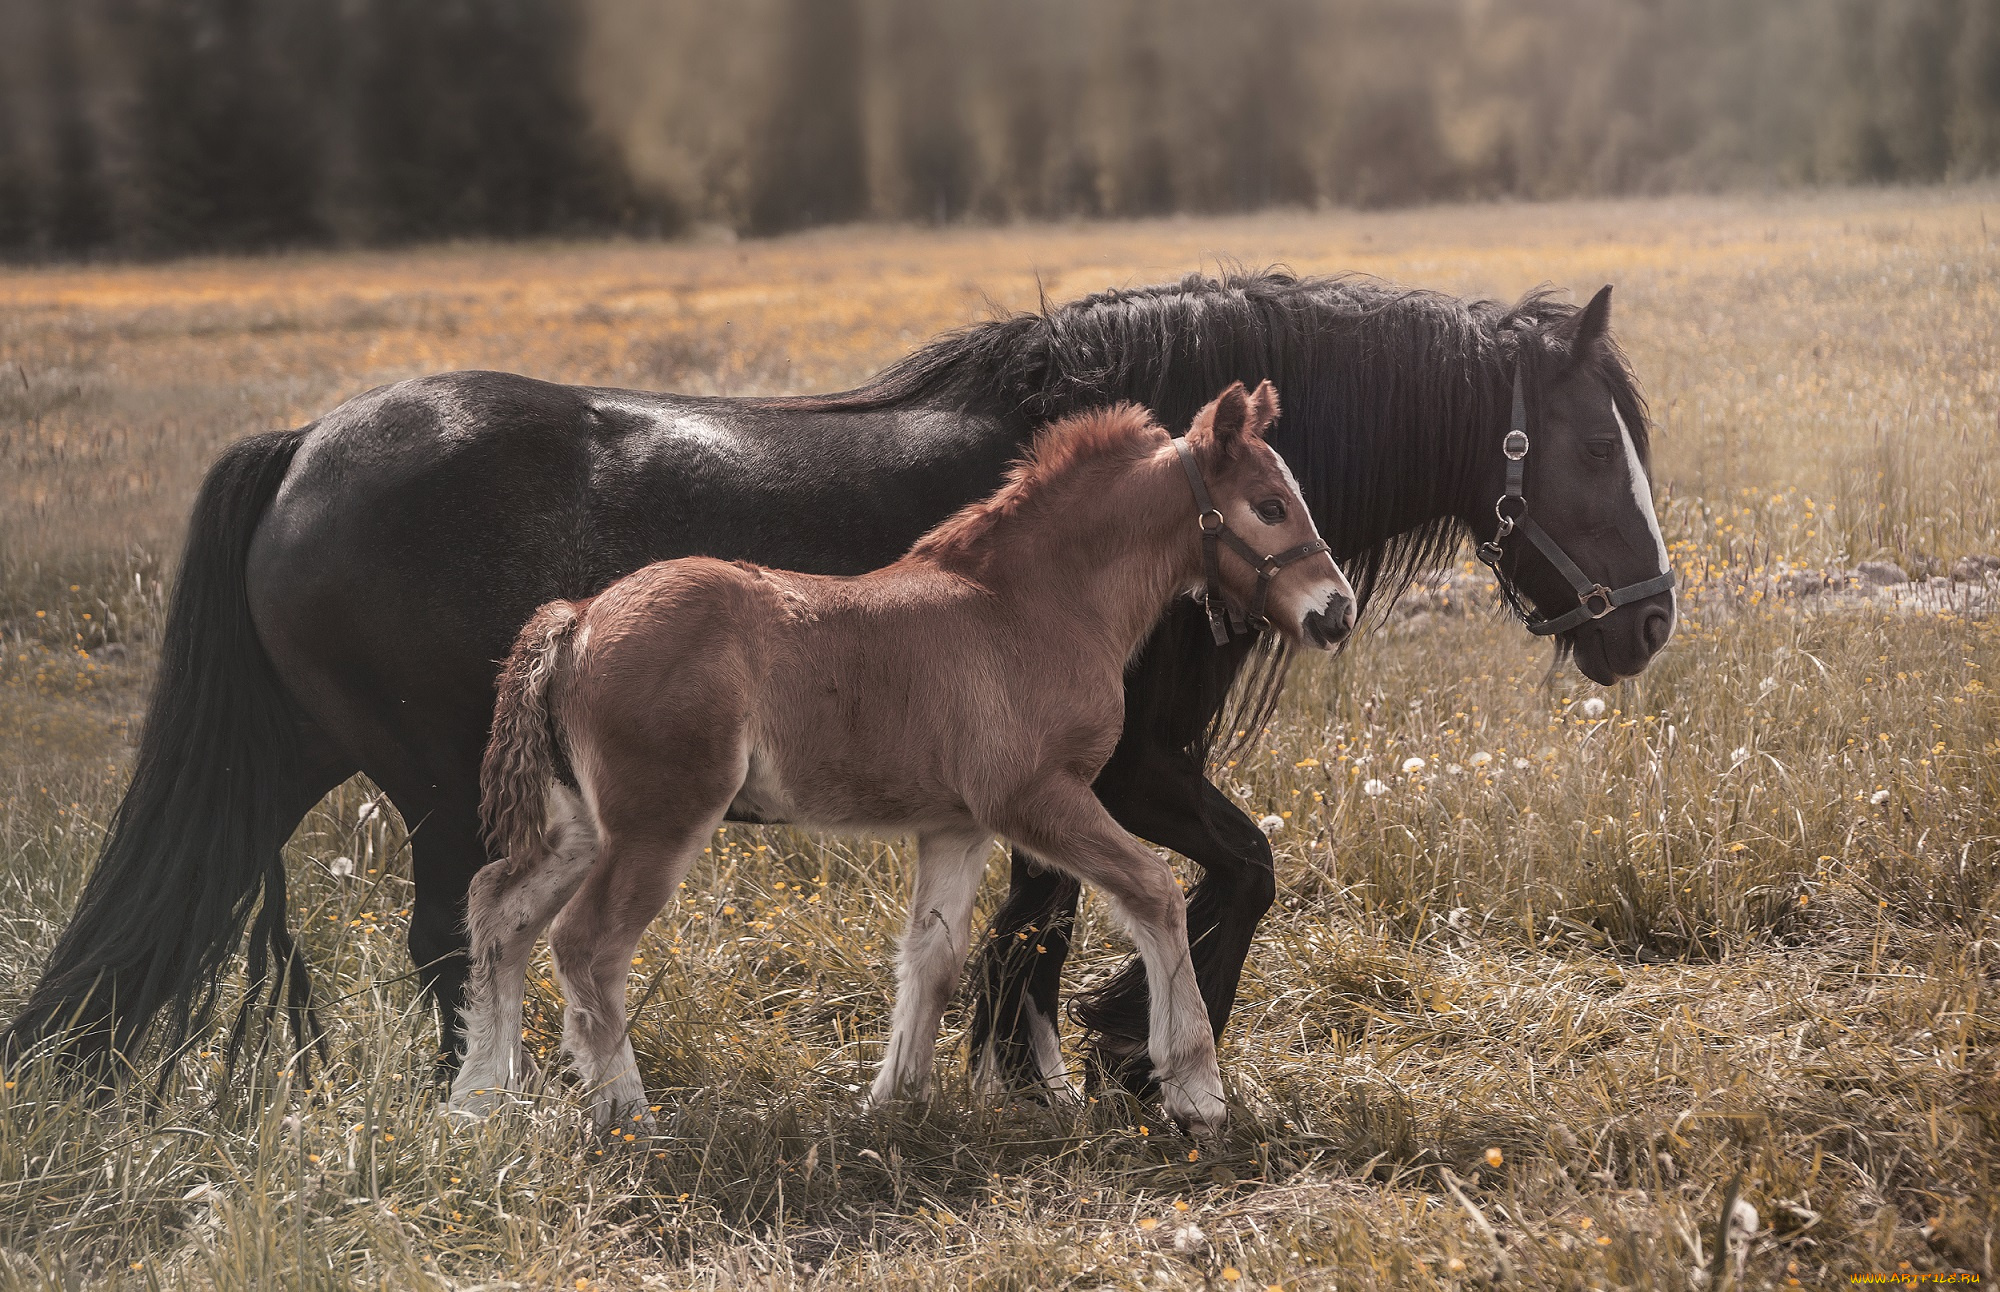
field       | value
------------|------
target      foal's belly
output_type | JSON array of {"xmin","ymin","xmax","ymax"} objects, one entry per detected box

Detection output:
[{"xmin": 724, "ymin": 743, "xmax": 970, "ymax": 836}]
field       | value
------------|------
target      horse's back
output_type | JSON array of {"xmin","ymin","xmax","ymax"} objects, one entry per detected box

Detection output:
[{"xmin": 242, "ymin": 369, "xmax": 1022, "ymax": 777}]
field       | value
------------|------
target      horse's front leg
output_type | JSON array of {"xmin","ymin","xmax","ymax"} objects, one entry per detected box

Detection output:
[
  {"xmin": 968, "ymin": 848, "xmax": 1081, "ymax": 1096},
  {"xmin": 1077, "ymin": 743, "xmax": 1277, "ymax": 1096}
]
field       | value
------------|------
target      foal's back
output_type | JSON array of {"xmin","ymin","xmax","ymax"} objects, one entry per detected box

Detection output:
[{"xmin": 563, "ymin": 537, "xmax": 1121, "ymax": 836}]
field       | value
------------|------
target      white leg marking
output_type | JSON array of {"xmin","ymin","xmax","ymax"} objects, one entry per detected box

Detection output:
[
  {"xmin": 452, "ymin": 785, "xmax": 599, "ymax": 1116},
  {"xmin": 870, "ymin": 832, "xmax": 993, "ymax": 1108},
  {"xmin": 1108, "ymin": 888, "xmax": 1225, "ymax": 1134},
  {"xmin": 970, "ymin": 980, "xmax": 1079, "ymax": 1100},
  {"xmin": 550, "ymin": 789, "xmax": 734, "ymax": 1130},
  {"xmin": 1025, "ymin": 997, "xmax": 1078, "ymax": 1099}
]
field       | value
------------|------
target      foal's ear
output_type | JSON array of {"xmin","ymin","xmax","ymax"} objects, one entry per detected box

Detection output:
[
  {"xmin": 1564, "ymin": 284, "xmax": 1614, "ymax": 357},
  {"xmin": 1244, "ymin": 379, "xmax": 1281, "ymax": 440},
  {"xmin": 1190, "ymin": 381, "xmax": 1252, "ymax": 450}
]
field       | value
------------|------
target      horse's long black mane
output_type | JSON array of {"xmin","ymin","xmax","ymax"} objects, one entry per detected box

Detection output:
[
  {"xmin": 815, "ymin": 268, "xmax": 1648, "ymax": 614},
  {"xmin": 790, "ymin": 268, "xmax": 1651, "ymax": 760}
]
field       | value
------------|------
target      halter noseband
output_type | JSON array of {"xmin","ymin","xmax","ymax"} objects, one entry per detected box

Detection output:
[
  {"xmin": 1173, "ymin": 436, "xmax": 1331, "ymax": 645},
  {"xmin": 1474, "ymin": 366, "xmax": 1676, "ymax": 636}
]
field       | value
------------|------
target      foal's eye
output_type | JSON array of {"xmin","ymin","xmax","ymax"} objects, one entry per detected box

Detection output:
[
  {"xmin": 1255, "ymin": 499, "xmax": 1288, "ymax": 524},
  {"xmin": 1585, "ymin": 439, "xmax": 1616, "ymax": 461}
]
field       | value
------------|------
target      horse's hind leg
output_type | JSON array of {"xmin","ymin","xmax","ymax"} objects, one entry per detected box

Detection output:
[
  {"xmin": 988, "ymin": 779, "xmax": 1226, "ymax": 1134},
  {"xmin": 547, "ymin": 801, "xmax": 728, "ymax": 1130},
  {"xmin": 451, "ymin": 785, "xmax": 598, "ymax": 1115},
  {"xmin": 869, "ymin": 829, "xmax": 993, "ymax": 1107}
]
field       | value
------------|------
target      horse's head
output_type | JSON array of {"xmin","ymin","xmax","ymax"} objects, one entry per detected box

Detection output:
[
  {"xmin": 1183, "ymin": 381, "xmax": 1356, "ymax": 652},
  {"xmin": 1471, "ymin": 286, "xmax": 1675, "ymax": 684}
]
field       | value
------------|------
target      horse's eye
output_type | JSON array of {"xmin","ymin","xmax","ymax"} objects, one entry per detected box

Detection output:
[
  {"xmin": 1585, "ymin": 440, "xmax": 1616, "ymax": 461},
  {"xmin": 1256, "ymin": 499, "xmax": 1288, "ymax": 524}
]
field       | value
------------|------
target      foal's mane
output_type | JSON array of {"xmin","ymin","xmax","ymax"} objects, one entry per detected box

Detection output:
[{"xmin": 906, "ymin": 402, "xmax": 1163, "ymax": 565}]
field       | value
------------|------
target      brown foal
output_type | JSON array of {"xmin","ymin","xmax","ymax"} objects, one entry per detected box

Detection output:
[{"xmin": 451, "ymin": 381, "xmax": 1355, "ymax": 1133}]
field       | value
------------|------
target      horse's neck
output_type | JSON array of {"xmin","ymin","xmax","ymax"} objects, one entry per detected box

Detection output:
[
  {"xmin": 974, "ymin": 452, "xmax": 1194, "ymax": 655},
  {"xmin": 1272, "ymin": 372, "xmax": 1487, "ymax": 563}
]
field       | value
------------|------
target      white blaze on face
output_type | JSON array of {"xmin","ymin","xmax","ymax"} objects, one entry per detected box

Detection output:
[
  {"xmin": 1613, "ymin": 401, "xmax": 1670, "ymax": 572},
  {"xmin": 1270, "ymin": 448, "xmax": 1307, "ymax": 512}
]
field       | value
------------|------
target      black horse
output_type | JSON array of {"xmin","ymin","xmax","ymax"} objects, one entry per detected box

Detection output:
[{"xmin": 5, "ymin": 270, "xmax": 1674, "ymax": 1094}]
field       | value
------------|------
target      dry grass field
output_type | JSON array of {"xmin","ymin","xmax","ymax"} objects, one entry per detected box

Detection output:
[{"xmin": 1, "ymin": 188, "xmax": 1998, "ymax": 1288}]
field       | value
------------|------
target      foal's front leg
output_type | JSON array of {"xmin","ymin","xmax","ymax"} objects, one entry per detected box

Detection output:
[
  {"xmin": 1080, "ymin": 745, "xmax": 1277, "ymax": 1095},
  {"xmin": 870, "ymin": 830, "xmax": 994, "ymax": 1107},
  {"xmin": 989, "ymin": 780, "xmax": 1227, "ymax": 1134}
]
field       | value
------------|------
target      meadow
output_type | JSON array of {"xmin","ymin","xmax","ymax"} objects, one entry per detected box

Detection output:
[{"xmin": 0, "ymin": 188, "xmax": 1997, "ymax": 1288}]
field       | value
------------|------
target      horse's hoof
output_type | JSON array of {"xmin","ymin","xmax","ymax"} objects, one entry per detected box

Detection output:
[{"xmin": 1082, "ymin": 1031, "xmax": 1157, "ymax": 1100}]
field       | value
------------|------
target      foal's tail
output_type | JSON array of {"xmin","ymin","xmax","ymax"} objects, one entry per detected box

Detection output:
[{"xmin": 480, "ymin": 602, "xmax": 581, "ymax": 868}]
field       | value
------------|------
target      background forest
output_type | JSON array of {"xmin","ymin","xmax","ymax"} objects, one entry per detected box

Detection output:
[{"xmin": 1, "ymin": 0, "xmax": 1998, "ymax": 257}]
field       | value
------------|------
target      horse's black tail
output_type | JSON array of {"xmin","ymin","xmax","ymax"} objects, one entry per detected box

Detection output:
[{"xmin": 4, "ymin": 427, "xmax": 324, "ymax": 1079}]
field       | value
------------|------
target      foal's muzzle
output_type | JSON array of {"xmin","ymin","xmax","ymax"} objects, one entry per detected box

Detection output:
[{"xmin": 1301, "ymin": 591, "xmax": 1355, "ymax": 650}]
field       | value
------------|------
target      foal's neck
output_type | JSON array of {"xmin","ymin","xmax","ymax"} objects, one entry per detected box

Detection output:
[{"xmin": 967, "ymin": 447, "xmax": 1197, "ymax": 656}]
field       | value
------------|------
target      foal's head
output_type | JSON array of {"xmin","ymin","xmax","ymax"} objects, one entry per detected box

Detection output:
[{"xmin": 1182, "ymin": 381, "xmax": 1355, "ymax": 652}]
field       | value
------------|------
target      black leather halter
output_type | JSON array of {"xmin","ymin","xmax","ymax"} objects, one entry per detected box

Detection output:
[
  {"xmin": 1173, "ymin": 437, "xmax": 1331, "ymax": 645},
  {"xmin": 1475, "ymin": 366, "xmax": 1676, "ymax": 636}
]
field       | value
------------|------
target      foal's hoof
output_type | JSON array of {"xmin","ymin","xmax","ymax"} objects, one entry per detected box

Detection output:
[
  {"xmin": 445, "ymin": 1047, "xmax": 542, "ymax": 1119},
  {"xmin": 597, "ymin": 1108, "xmax": 657, "ymax": 1142},
  {"xmin": 860, "ymin": 1080, "xmax": 936, "ymax": 1116},
  {"xmin": 1159, "ymin": 1077, "xmax": 1228, "ymax": 1139},
  {"xmin": 447, "ymin": 1083, "xmax": 516, "ymax": 1120}
]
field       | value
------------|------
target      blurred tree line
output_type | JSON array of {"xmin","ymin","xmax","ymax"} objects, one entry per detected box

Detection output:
[{"xmin": 2, "ymin": 0, "xmax": 1997, "ymax": 257}]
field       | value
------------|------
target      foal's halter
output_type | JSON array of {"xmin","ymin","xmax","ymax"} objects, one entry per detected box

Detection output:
[
  {"xmin": 1173, "ymin": 437, "xmax": 1331, "ymax": 645},
  {"xmin": 1474, "ymin": 366, "xmax": 1676, "ymax": 636}
]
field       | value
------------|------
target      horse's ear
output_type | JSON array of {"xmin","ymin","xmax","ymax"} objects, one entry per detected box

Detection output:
[
  {"xmin": 1190, "ymin": 381, "xmax": 1251, "ymax": 449},
  {"xmin": 1245, "ymin": 379, "xmax": 1281, "ymax": 440},
  {"xmin": 1566, "ymin": 284, "xmax": 1613, "ymax": 357}
]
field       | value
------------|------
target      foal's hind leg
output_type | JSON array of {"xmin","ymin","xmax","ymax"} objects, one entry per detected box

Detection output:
[
  {"xmin": 988, "ymin": 779, "xmax": 1226, "ymax": 1134},
  {"xmin": 547, "ymin": 803, "xmax": 727, "ymax": 1130},
  {"xmin": 869, "ymin": 829, "xmax": 994, "ymax": 1107},
  {"xmin": 451, "ymin": 785, "xmax": 598, "ymax": 1115}
]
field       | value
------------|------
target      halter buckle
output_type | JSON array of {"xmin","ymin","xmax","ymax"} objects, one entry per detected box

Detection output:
[
  {"xmin": 1476, "ymin": 540, "xmax": 1504, "ymax": 568},
  {"xmin": 1503, "ymin": 429, "xmax": 1529, "ymax": 460},
  {"xmin": 1582, "ymin": 584, "xmax": 1615, "ymax": 619},
  {"xmin": 1197, "ymin": 509, "xmax": 1226, "ymax": 535}
]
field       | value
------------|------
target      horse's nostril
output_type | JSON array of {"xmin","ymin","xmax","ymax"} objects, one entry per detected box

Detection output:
[
  {"xmin": 1329, "ymin": 592, "xmax": 1355, "ymax": 634},
  {"xmin": 1641, "ymin": 606, "xmax": 1672, "ymax": 653}
]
